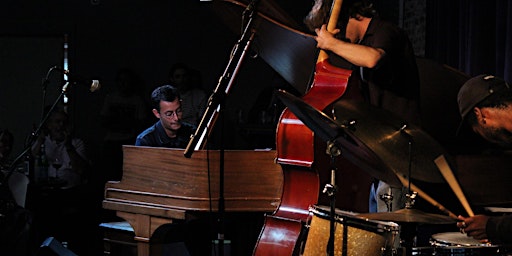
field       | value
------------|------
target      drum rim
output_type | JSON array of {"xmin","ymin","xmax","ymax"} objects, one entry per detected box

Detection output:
[
  {"xmin": 309, "ymin": 205, "xmax": 400, "ymax": 232},
  {"xmin": 431, "ymin": 232, "xmax": 497, "ymax": 247}
]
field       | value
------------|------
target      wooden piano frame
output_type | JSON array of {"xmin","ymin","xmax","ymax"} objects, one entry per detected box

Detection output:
[{"xmin": 103, "ymin": 146, "xmax": 283, "ymax": 256}]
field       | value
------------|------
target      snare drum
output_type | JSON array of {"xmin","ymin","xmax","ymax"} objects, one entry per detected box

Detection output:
[
  {"xmin": 302, "ymin": 205, "xmax": 400, "ymax": 256},
  {"xmin": 431, "ymin": 232, "xmax": 504, "ymax": 255}
]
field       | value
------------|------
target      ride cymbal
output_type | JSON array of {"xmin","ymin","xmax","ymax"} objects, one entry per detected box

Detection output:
[{"xmin": 357, "ymin": 208, "xmax": 457, "ymax": 224}]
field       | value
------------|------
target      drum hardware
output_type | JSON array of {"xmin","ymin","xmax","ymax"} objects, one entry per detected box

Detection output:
[
  {"xmin": 274, "ymin": 91, "xmax": 465, "ymax": 255},
  {"xmin": 275, "ymin": 90, "xmax": 354, "ymax": 256},
  {"xmin": 429, "ymin": 231, "xmax": 510, "ymax": 256},
  {"xmin": 379, "ymin": 187, "xmax": 394, "ymax": 212}
]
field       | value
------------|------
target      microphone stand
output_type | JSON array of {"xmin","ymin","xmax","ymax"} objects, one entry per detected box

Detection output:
[
  {"xmin": 183, "ymin": 1, "xmax": 260, "ymax": 255},
  {"xmin": 2, "ymin": 81, "xmax": 69, "ymax": 206}
]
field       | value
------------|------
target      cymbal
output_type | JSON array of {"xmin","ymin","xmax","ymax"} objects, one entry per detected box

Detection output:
[
  {"xmin": 275, "ymin": 90, "xmax": 450, "ymax": 187},
  {"xmin": 332, "ymin": 100, "xmax": 451, "ymax": 185},
  {"xmin": 275, "ymin": 89, "xmax": 347, "ymax": 145},
  {"xmin": 275, "ymin": 90, "xmax": 402, "ymax": 186},
  {"xmin": 357, "ymin": 208, "xmax": 457, "ymax": 224}
]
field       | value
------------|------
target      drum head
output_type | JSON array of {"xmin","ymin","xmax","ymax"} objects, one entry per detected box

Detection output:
[{"xmin": 431, "ymin": 232, "xmax": 491, "ymax": 247}]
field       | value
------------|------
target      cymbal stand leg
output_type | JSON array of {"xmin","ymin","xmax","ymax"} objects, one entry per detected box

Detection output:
[{"xmin": 323, "ymin": 141, "xmax": 342, "ymax": 256}]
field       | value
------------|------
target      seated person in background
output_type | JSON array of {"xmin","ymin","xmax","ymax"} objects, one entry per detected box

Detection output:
[
  {"xmin": 167, "ymin": 62, "xmax": 207, "ymax": 126},
  {"xmin": 135, "ymin": 84, "xmax": 208, "ymax": 256},
  {"xmin": 136, "ymin": 84, "xmax": 196, "ymax": 148},
  {"xmin": 0, "ymin": 129, "xmax": 14, "ymax": 170},
  {"xmin": 456, "ymin": 74, "xmax": 512, "ymax": 244},
  {"xmin": 99, "ymin": 67, "xmax": 149, "ymax": 181},
  {"xmin": 32, "ymin": 106, "xmax": 90, "ymax": 189},
  {"xmin": 0, "ymin": 128, "xmax": 34, "ymax": 256},
  {"xmin": 29, "ymin": 105, "xmax": 96, "ymax": 255}
]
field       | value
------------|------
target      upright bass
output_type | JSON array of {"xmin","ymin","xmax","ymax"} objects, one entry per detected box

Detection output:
[{"xmin": 253, "ymin": 0, "xmax": 355, "ymax": 254}]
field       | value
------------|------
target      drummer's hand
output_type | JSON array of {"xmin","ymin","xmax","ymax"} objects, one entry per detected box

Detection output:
[{"xmin": 457, "ymin": 215, "xmax": 490, "ymax": 241}]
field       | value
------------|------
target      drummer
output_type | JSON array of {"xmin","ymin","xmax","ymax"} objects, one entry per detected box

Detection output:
[{"xmin": 455, "ymin": 74, "xmax": 512, "ymax": 244}]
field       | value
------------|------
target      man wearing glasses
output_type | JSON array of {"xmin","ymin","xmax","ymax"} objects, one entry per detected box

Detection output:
[{"xmin": 135, "ymin": 84, "xmax": 196, "ymax": 148}]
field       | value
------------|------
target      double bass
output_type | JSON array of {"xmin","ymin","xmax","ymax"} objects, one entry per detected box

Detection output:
[{"xmin": 253, "ymin": 0, "xmax": 360, "ymax": 254}]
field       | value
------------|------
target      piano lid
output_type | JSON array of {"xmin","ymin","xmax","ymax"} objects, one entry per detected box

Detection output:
[{"xmin": 213, "ymin": 0, "xmax": 318, "ymax": 95}]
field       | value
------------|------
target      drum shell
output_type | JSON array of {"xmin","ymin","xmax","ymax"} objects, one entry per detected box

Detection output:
[{"xmin": 302, "ymin": 205, "xmax": 399, "ymax": 256}]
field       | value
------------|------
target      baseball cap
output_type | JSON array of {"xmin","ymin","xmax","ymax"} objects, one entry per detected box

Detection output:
[{"xmin": 456, "ymin": 74, "xmax": 510, "ymax": 134}]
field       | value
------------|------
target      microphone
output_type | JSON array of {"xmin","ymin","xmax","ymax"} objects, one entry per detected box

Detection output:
[{"xmin": 53, "ymin": 66, "xmax": 101, "ymax": 92}]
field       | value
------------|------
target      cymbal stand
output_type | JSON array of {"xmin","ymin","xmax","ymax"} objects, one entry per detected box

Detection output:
[
  {"xmin": 400, "ymin": 124, "xmax": 414, "ymax": 200},
  {"xmin": 323, "ymin": 140, "xmax": 342, "ymax": 256},
  {"xmin": 379, "ymin": 187, "xmax": 394, "ymax": 212},
  {"xmin": 399, "ymin": 124, "xmax": 418, "ymax": 256}
]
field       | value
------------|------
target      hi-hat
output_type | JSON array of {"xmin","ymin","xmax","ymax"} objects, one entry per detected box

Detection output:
[{"xmin": 357, "ymin": 208, "xmax": 457, "ymax": 224}]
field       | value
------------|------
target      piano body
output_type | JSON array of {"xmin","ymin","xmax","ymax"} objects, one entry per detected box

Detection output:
[{"xmin": 103, "ymin": 145, "xmax": 283, "ymax": 256}]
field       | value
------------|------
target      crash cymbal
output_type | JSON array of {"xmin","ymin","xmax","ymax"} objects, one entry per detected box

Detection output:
[
  {"xmin": 357, "ymin": 208, "xmax": 457, "ymax": 224},
  {"xmin": 332, "ymin": 99, "xmax": 451, "ymax": 185},
  {"xmin": 276, "ymin": 90, "xmax": 454, "ymax": 186},
  {"xmin": 275, "ymin": 89, "xmax": 347, "ymax": 145}
]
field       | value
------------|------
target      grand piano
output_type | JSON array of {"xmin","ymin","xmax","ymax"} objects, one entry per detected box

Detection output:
[
  {"xmin": 103, "ymin": 146, "xmax": 283, "ymax": 256},
  {"xmin": 103, "ymin": 1, "xmax": 512, "ymax": 255}
]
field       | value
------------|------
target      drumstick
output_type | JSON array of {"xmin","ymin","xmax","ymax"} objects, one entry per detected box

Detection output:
[
  {"xmin": 395, "ymin": 173, "xmax": 458, "ymax": 219},
  {"xmin": 434, "ymin": 155, "xmax": 474, "ymax": 217}
]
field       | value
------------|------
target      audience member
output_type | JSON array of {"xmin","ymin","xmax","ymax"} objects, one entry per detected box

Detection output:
[
  {"xmin": 31, "ymin": 106, "xmax": 89, "ymax": 189},
  {"xmin": 0, "ymin": 128, "xmax": 34, "ymax": 256},
  {"xmin": 99, "ymin": 68, "xmax": 150, "ymax": 181},
  {"xmin": 0, "ymin": 129, "xmax": 14, "ymax": 169},
  {"xmin": 28, "ymin": 105, "xmax": 98, "ymax": 255},
  {"xmin": 456, "ymin": 74, "xmax": 512, "ymax": 244},
  {"xmin": 168, "ymin": 62, "xmax": 207, "ymax": 126}
]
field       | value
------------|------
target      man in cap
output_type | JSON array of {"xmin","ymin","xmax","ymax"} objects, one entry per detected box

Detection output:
[{"xmin": 456, "ymin": 74, "xmax": 512, "ymax": 244}]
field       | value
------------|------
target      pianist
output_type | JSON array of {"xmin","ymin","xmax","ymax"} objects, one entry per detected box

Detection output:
[
  {"xmin": 134, "ymin": 84, "xmax": 209, "ymax": 255},
  {"xmin": 135, "ymin": 84, "xmax": 196, "ymax": 148}
]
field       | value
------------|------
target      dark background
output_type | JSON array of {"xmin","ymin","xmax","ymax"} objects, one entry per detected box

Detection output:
[
  {"xmin": 1, "ymin": 0, "xmax": 511, "ymax": 158},
  {"xmin": 1, "ymin": 0, "xmax": 511, "ymax": 255}
]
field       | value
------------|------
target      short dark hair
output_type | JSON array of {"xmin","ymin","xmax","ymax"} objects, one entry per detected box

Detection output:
[
  {"xmin": 168, "ymin": 62, "xmax": 190, "ymax": 82},
  {"xmin": 0, "ymin": 129, "xmax": 14, "ymax": 146},
  {"xmin": 466, "ymin": 87, "xmax": 512, "ymax": 127},
  {"xmin": 303, "ymin": 0, "xmax": 377, "ymax": 34},
  {"xmin": 457, "ymin": 75, "xmax": 512, "ymax": 130},
  {"xmin": 348, "ymin": 0, "xmax": 377, "ymax": 19},
  {"xmin": 150, "ymin": 85, "xmax": 181, "ymax": 111}
]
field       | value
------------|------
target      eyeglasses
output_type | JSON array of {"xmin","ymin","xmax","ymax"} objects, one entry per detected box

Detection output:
[{"xmin": 161, "ymin": 108, "xmax": 183, "ymax": 118}]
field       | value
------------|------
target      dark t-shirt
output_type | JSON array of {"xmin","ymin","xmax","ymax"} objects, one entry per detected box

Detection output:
[
  {"xmin": 135, "ymin": 120, "xmax": 196, "ymax": 148},
  {"xmin": 331, "ymin": 17, "xmax": 421, "ymax": 124},
  {"xmin": 359, "ymin": 17, "xmax": 420, "ymax": 101}
]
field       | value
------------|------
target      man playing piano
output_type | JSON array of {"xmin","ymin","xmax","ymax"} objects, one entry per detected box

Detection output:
[
  {"xmin": 135, "ymin": 84, "xmax": 210, "ymax": 255},
  {"xmin": 135, "ymin": 84, "xmax": 196, "ymax": 148}
]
